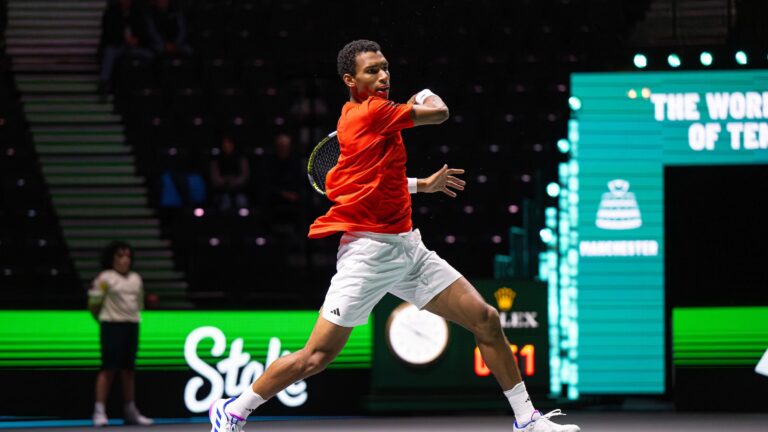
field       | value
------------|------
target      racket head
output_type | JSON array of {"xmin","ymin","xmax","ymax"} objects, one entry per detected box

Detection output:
[{"xmin": 307, "ymin": 131, "xmax": 339, "ymax": 195}]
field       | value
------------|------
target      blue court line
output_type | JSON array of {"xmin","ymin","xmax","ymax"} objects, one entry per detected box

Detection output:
[{"xmin": 0, "ymin": 416, "xmax": 359, "ymax": 429}]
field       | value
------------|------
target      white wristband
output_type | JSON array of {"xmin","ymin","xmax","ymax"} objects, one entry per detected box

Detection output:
[
  {"xmin": 414, "ymin": 89, "xmax": 436, "ymax": 105},
  {"xmin": 407, "ymin": 177, "xmax": 418, "ymax": 194}
]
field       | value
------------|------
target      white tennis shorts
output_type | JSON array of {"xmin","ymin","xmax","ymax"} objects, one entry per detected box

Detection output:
[{"xmin": 321, "ymin": 229, "xmax": 462, "ymax": 327}]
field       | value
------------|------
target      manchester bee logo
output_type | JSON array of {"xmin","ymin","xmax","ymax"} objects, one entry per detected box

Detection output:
[{"xmin": 494, "ymin": 287, "xmax": 516, "ymax": 312}]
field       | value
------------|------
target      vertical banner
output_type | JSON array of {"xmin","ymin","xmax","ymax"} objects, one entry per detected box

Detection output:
[{"xmin": 568, "ymin": 70, "xmax": 768, "ymax": 395}]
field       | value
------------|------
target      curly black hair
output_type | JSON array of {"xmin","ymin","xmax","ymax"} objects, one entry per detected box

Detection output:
[
  {"xmin": 336, "ymin": 39, "xmax": 381, "ymax": 78},
  {"xmin": 100, "ymin": 240, "xmax": 133, "ymax": 271}
]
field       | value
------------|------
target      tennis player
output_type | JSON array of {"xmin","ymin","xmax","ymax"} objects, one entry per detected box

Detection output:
[{"xmin": 210, "ymin": 40, "xmax": 580, "ymax": 432}]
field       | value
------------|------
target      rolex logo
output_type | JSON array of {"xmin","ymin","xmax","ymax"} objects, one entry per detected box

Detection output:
[{"xmin": 494, "ymin": 287, "xmax": 516, "ymax": 312}]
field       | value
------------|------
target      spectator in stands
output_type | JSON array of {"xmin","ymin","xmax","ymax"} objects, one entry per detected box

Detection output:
[
  {"xmin": 158, "ymin": 147, "xmax": 207, "ymax": 209},
  {"xmin": 87, "ymin": 241, "xmax": 153, "ymax": 427},
  {"xmin": 266, "ymin": 133, "xmax": 303, "ymax": 207},
  {"xmin": 263, "ymin": 132, "xmax": 305, "ymax": 230},
  {"xmin": 210, "ymin": 135, "xmax": 250, "ymax": 212},
  {"xmin": 146, "ymin": 0, "xmax": 193, "ymax": 57},
  {"xmin": 98, "ymin": 0, "xmax": 154, "ymax": 96},
  {"xmin": 260, "ymin": 132, "xmax": 306, "ymax": 262}
]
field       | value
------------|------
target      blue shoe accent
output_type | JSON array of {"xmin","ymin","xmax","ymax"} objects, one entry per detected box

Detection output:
[
  {"xmin": 223, "ymin": 397, "xmax": 237, "ymax": 412},
  {"xmin": 210, "ymin": 398, "xmax": 246, "ymax": 432},
  {"xmin": 513, "ymin": 410, "xmax": 541, "ymax": 430}
]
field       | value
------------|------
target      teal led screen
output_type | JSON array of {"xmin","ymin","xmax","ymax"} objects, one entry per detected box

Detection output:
[{"xmin": 565, "ymin": 70, "xmax": 768, "ymax": 395}]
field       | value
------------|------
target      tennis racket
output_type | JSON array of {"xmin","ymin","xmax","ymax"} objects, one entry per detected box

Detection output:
[{"xmin": 307, "ymin": 130, "xmax": 340, "ymax": 195}]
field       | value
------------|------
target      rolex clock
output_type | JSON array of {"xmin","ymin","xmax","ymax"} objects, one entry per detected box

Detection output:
[{"xmin": 385, "ymin": 302, "xmax": 450, "ymax": 366}]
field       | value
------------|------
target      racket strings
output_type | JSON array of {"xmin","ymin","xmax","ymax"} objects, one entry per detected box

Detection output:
[{"xmin": 309, "ymin": 136, "xmax": 340, "ymax": 193}]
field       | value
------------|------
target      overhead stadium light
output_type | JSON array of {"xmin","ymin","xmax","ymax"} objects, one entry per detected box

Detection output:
[
  {"xmin": 700, "ymin": 51, "xmax": 713, "ymax": 66},
  {"xmin": 735, "ymin": 51, "xmax": 748, "ymax": 65},
  {"xmin": 633, "ymin": 53, "xmax": 648, "ymax": 69},
  {"xmin": 568, "ymin": 96, "xmax": 582, "ymax": 111},
  {"xmin": 539, "ymin": 228, "xmax": 555, "ymax": 245},
  {"xmin": 546, "ymin": 182, "xmax": 561, "ymax": 198},
  {"xmin": 667, "ymin": 53, "xmax": 681, "ymax": 68}
]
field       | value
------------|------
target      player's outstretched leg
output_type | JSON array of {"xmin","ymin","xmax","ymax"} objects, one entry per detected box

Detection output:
[
  {"xmin": 425, "ymin": 277, "xmax": 580, "ymax": 432},
  {"xmin": 209, "ymin": 316, "xmax": 352, "ymax": 432}
]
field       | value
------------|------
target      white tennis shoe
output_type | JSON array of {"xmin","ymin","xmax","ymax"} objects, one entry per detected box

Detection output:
[
  {"xmin": 210, "ymin": 397, "xmax": 246, "ymax": 432},
  {"xmin": 92, "ymin": 411, "xmax": 109, "ymax": 427},
  {"xmin": 513, "ymin": 409, "xmax": 580, "ymax": 432},
  {"xmin": 124, "ymin": 407, "xmax": 154, "ymax": 426}
]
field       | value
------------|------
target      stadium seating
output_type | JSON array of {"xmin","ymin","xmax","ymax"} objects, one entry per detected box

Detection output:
[
  {"xmin": 0, "ymin": 57, "xmax": 81, "ymax": 305},
  {"xmin": 1, "ymin": 0, "xmax": 650, "ymax": 307}
]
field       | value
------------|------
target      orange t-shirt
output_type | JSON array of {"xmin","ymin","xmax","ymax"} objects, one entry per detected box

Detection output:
[{"xmin": 308, "ymin": 96, "xmax": 415, "ymax": 238}]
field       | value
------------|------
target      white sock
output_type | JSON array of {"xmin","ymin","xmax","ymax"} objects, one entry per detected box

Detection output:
[
  {"xmin": 94, "ymin": 402, "xmax": 106, "ymax": 415},
  {"xmin": 227, "ymin": 387, "xmax": 267, "ymax": 419},
  {"xmin": 504, "ymin": 381, "xmax": 536, "ymax": 425}
]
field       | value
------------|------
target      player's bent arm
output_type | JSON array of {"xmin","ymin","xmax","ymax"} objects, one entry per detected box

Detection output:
[
  {"xmin": 410, "ymin": 91, "xmax": 449, "ymax": 126},
  {"xmin": 411, "ymin": 103, "xmax": 449, "ymax": 126}
]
